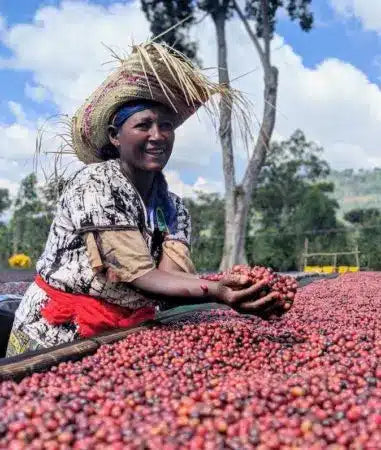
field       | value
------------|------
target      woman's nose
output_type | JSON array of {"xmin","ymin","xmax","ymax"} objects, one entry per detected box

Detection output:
[{"xmin": 149, "ymin": 123, "xmax": 165, "ymax": 140}]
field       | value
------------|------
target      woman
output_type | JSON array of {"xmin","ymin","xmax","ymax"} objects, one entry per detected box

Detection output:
[{"xmin": 6, "ymin": 43, "xmax": 282, "ymax": 356}]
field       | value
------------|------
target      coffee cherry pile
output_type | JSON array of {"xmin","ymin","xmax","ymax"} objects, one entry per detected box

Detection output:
[
  {"xmin": 0, "ymin": 272, "xmax": 380, "ymax": 449},
  {"xmin": 0, "ymin": 282, "xmax": 30, "ymax": 296},
  {"xmin": 201, "ymin": 264, "xmax": 298, "ymax": 311}
]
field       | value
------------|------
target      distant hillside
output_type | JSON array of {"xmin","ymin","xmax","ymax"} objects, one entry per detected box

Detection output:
[{"xmin": 327, "ymin": 168, "xmax": 381, "ymax": 216}]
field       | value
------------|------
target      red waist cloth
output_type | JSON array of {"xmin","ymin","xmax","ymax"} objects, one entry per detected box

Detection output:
[{"xmin": 36, "ymin": 276, "xmax": 155, "ymax": 338}]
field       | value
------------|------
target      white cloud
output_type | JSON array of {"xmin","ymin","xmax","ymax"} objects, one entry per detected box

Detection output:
[
  {"xmin": 2, "ymin": 0, "xmax": 152, "ymax": 114},
  {"xmin": 0, "ymin": 15, "xmax": 6, "ymax": 39},
  {"xmin": 25, "ymin": 83, "xmax": 48, "ymax": 103},
  {"xmin": 330, "ymin": 0, "xmax": 381, "ymax": 32},
  {"xmin": 0, "ymin": 0, "xmax": 381, "ymax": 197},
  {"xmin": 164, "ymin": 170, "xmax": 198, "ymax": 198},
  {"xmin": 0, "ymin": 122, "xmax": 36, "ymax": 160},
  {"xmin": 274, "ymin": 55, "xmax": 381, "ymax": 169},
  {"xmin": 165, "ymin": 170, "xmax": 223, "ymax": 198},
  {"xmin": 8, "ymin": 101, "xmax": 26, "ymax": 122},
  {"xmin": 193, "ymin": 176, "xmax": 224, "ymax": 194}
]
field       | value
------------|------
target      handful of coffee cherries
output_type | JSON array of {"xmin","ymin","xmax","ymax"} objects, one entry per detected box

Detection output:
[{"xmin": 201, "ymin": 264, "xmax": 298, "ymax": 316}]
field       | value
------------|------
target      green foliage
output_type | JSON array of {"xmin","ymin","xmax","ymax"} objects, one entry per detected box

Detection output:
[
  {"xmin": 5, "ymin": 174, "xmax": 64, "ymax": 265},
  {"xmin": 182, "ymin": 130, "xmax": 377, "ymax": 272},
  {"xmin": 344, "ymin": 208, "xmax": 380, "ymax": 225},
  {"xmin": 9, "ymin": 174, "xmax": 47, "ymax": 263},
  {"xmin": 344, "ymin": 207, "xmax": 381, "ymax": 269},
  {"xmin": 328, "ymin": 168, "xmax": 381, "ymax": 215},
  {"xmin": 140, "ymin": 0, "xmax": 314, "ymax": 63},
  {"xmin": 359, "ymin": 222, "xmax": 381, "ymax": 270},
  {"xmin": 253, "ymin": 130, "xmax": 330, "ymax": 228},
  {"xmin": 0, "ymin": 224, "xmax": 12, "ymax": 267},
  {"xmin": 0, "ymin": 188, "xmax": 11, "ymax": 218},
  {"xmin": 0, "ymin": 188, "xmax": 11, "ymax": 266},
  {"xmin": 182, "ymin": 131, "xmax": 353, "ymax": 272},
  {"xmin": 245, "ymin": 0, "xmax": 313, "ymax": 37},
  {"xmin": 184, "ymin": 192, "xmax": 224, "ymax": 272},
  {"xmin": 198, "ymin": 0, "xmax": 234, "ymax": 20},
  {"xmin": 140, "ymin": 0, "xmax": 198, "ymax": 60},
  {"xmin": 248, "ymin": 130, "xmax": 347, "ymax": 271}
]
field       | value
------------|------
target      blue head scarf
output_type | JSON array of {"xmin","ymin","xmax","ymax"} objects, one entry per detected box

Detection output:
[{"xmin": 112, "ymin": 101, "xmax": 159, "ymax": 130}]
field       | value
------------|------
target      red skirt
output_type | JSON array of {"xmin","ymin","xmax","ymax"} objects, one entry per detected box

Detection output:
[{"xmin": 36, "ymin": 276, "xmax": 155, "ymax": 338}]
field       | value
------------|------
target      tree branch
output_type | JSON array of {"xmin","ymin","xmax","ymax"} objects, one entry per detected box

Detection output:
[
  {"xmin": 261, "ymin": 0, "xmax": 271, "ymax": 67},
  {"xmin": 232, "ymin": 0, "xmax": 266, "ymax": 72},
  {"xmin": 242, "ymin": 66, "xmax": 278, "ymax": 197}
]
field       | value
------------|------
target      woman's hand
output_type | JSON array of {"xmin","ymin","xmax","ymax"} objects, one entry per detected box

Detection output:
[
  {"xmin": 130, "ymin": 268, "xmax": 292, "ymax": 319},
  {"xmin": 215, "ymin": 273, "xmax": 287, "ymax": 319}
]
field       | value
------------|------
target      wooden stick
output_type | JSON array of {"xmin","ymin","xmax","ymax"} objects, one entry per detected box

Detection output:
[{"xmin": 0, "ymin": 340, "xmax": 99, "ymax": 382}]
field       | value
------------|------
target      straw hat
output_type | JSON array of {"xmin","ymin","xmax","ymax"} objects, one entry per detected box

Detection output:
[{"xmin": 72, "ymin": 42, "xmax": 229, "ymax": 164}]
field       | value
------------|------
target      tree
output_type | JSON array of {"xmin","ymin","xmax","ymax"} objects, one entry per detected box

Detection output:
[
  {"xmin": 248, "ymin": 130, "xmax": 346, "ymax": 271},
  {"xmin": 253, "ymin": 130, "xmax": 330, "ymax": 228},
  {"xmin": 141, "ymin": 0, "xmax": 313, "ymax": 269},
  {"xmin": 0, "ymin": 188, "xmax": 11, "ymax": 266},
  {"xmin": 141, "ymin": 1, "xmax": 198, "ymax": 60},
  {"xmin": 9, "ymin": 174, "xmax": 52, "ymax": 262},
  {"xmin": 344, "ymin": 207, "xmax": 381, "ymax": 269},
  {"xmin": 344, "ymin": 208, "xmax": 380, "ymax": 225},
  {"xmin": 39, "ymin": 175, "xmax": 66, "ymax": 218},
  {"xmin": 0, "ymin": 188, "xmax": 11, "ymax": 220},
  {"xmin": 184, "ymin": 192, "xmax": 225, "ymax": 272}
]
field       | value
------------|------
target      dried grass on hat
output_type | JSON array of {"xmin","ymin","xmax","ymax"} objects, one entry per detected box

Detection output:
[{"xmin": 37, "ymin": 40, "xmax": 255, "ymax": 168}]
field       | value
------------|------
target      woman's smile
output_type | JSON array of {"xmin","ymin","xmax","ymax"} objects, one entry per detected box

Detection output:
[{"xmin": 145, "ymin": 146, "xmax": 166, "ymax": 155}]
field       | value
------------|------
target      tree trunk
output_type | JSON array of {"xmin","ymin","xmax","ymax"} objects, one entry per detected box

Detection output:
[
  {"xmin": 219, "ymin": 66, "xmax": 278, "ymax": 269},
  {"xmin": 234, "ymin": 66, "xmax": 279, "ymax": 265},
  {"xmin": 12, "ymin": 219, "xmax": 19, "ymax": 255},
  {"xmin": 212, "ymin": 12, "xmax": 237, "ymax": 271},
  {"xmin": 213, "ymin": 2, "xmax": 279, "ymax": 270}
]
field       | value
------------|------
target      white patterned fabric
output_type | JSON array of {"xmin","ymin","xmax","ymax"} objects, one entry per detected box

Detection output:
[{"xmin": 8, "ymin": 159, "xmax": 191, "ymax": 353}]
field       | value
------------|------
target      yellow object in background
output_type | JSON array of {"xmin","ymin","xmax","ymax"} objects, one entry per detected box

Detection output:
[
  {"xmin": 304, "ymin": 266, "xmax": 322, "ymax": 273},
  {"xmin": 304, "ymin": 265, "xmax": 360, "ymax": 275},
  {"xmin": 8, "ymin": 253, "xmax": 32, "ymax": 269}
]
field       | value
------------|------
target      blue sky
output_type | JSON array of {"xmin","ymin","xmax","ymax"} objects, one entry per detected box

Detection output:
[
  {"xmin": 1, "ymin": 0, "xmax": 379, "ymax": 121},
  {"xmin": 0, "ymin": 0, "xmax": 380, "ymax": 195},
  {"xmin": 277, "ymin": 2, "xmax": 381, "ymax": 84}
]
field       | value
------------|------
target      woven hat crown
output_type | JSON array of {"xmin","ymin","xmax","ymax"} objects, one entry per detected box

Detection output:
[{"xmin": 72, "ymin": 43, "xmax": 217, "ymax": 164}]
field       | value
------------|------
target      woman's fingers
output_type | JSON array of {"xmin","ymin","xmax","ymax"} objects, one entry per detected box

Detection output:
[
  {"xmin": 237, "ymin": 291, "xmax": 280, "ymax": 312},
  {"xmin": 220, "ymin": 277, "xmax": 294, "ymax": 316},
  {"xmin": 233, "ymin": 279, "xmax": 269, "ymax": 302},
  {"xmin": 220, "ymin": 273, "xmax": 251, "ymax": 288}
]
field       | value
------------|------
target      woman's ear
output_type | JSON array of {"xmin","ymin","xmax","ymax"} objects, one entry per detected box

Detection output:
[{"xmin": 107, "ymin": 125, "xmax": 120, "ymax": 147}]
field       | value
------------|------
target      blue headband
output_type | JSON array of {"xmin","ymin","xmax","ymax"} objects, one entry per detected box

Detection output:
[{"xmin": 112, "ymin": 102, "xmax": 157, "ymax": 130}]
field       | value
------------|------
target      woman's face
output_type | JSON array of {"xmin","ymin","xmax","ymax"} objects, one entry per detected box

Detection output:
[{"xmin": 110, "ymin": 105, "xmax": 176, "ymax": 172}]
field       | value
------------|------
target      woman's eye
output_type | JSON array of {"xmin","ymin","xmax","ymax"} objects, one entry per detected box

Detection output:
[
  {"xmin": 160, "ymin": 122, "xmax": 174, "ymax": 131},
  {"xmin": 136, "ymin": 122, "xmax": 150, "ymax": 130}
]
